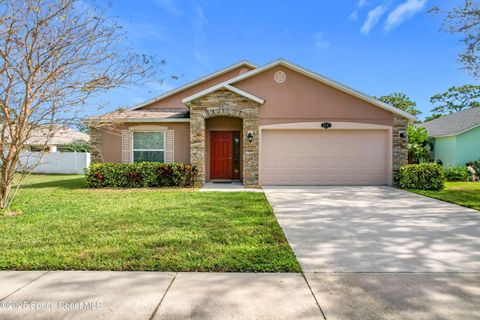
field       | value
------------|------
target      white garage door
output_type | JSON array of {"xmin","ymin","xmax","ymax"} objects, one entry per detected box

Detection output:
[{"xmin": 261, "ymin": 129, "xmax": 389, "ymax": 185}]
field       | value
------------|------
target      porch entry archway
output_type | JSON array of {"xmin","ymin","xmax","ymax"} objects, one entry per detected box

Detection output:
[
  {"xmin": 204, "ymin": 108, "xmax": 244, "ymax": 182},
  {"xmin": 189, "ymin": 92, "xmax": 260, "ymax": 187}
]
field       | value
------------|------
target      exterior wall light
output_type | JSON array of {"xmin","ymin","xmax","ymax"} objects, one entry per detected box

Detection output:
[{"xmin": 247, "ymin": 131, "xmax": 254, "ymax": 143}]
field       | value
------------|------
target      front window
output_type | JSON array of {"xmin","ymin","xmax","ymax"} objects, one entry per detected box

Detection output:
[{"xmin": 132, "ymin": 131, "xmax": 165, "ymax": 162}]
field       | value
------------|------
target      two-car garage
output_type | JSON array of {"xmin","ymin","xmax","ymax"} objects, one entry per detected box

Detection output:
[{"xmin": 260, "ymin": 126, "xmax": 391, "ymax": 186}]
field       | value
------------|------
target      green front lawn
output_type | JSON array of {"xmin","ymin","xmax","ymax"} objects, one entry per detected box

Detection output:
[
  {"xmin": 0, "ymin": 175, "xmax": 300, "ymax": 272},
  {"xmin": 409, "ymin": 182, "xmax": 480, "ymax": 211}
]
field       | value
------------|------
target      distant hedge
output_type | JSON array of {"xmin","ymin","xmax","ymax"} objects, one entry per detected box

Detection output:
[
  {"xmin": 445, "ymin": 165, "xmax": 470, "ymax": 182},
  {"xmin": 85, "ymin": 163, "xmax": 198, "ymax": 188},
  {"xmin": 398, "ymin": 163, "xmax": 445, "ymax": 191}
]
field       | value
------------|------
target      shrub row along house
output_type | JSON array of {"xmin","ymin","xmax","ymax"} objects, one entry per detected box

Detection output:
[{"xmin": 87, "ymin": 59, "xmax": 415, "ymax": 187}]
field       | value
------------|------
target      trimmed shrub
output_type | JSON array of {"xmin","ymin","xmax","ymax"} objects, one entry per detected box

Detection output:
[
  {"xmin": 85, "ymin": 162, "xmax": 198, "ymax": 188},
  {"xmin": 398, "ymin": 163, "xmax": 445, "ymax": 190},
  {"xmin": 445, "ymin": 165, "xmax": 470, "ymax": 181}
]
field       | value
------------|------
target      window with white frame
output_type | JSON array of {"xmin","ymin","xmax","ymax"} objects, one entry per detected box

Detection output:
[{"xmin": 132, "ymin": 131, "xmax": 165, "ymax": 162}]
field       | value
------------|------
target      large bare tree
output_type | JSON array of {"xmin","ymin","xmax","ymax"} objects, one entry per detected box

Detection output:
[{"xmin": 0, "ymin": 0, "xmax": 161, "ymax": 208}]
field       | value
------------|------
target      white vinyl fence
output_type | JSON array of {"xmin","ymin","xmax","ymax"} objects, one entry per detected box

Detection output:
[{"xmin": 17, "ymin": 152, "xmax": 90, "ymax": 174}]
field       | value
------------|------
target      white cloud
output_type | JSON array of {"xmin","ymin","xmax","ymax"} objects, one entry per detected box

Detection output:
[
  {"xmin": 385, "ymin": 0, "xmax": 427, "ymax": 31},
  {"xmin": 348, "ymin": 0, "xmax": 369, "ymax": 21},
  {"xmin": 122, "ymin": 20, "xmax": 167, "ymax": 42},
  {"xmin": 193, "ymin": 6, "xmax": 211, "ymax": 69},
  {"xmin": 154, "ymin": 0, "xmax": 183, "ymax": 16},
  {"xmin": 361, "ymin": 5, "xmax": 387, "ymax": 34},
  {"xmin": 314, "ymin": 32, "xmax": 330, "ymax": 50},
  {"xmin": 349, "ymin": 10, "xmax": 359, "ymax": 21},
  {"xmin": 358, "ymin": 0, "xmax": 369, "ymax": 7},
  {"xmin": 146, "ymin": 81, "xmax": 175, "ymax": 93}
]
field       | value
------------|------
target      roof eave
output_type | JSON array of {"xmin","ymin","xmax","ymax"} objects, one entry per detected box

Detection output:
[
  {"xmin": 429, "ymin": 123, "xmax": 480, "ymax": 138},
  {"xmin": 130, "ymin": 60, "xmax": 257, "ymax": 111},
  {"xmin": 84, "ymin": 117, "xmax": 190, "ymax": 124},
  {"xmin": 227, "ymin": 58, "xmax": 416, "ymax": 121}
]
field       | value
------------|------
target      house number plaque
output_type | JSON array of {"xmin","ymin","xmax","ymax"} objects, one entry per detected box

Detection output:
[{"xmin": 321, "ymin": 122, "xmax": 332, "ymax": 129}]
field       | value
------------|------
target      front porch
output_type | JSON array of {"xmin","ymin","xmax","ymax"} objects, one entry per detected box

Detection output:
[
  {"xmin": 200, "ymin": 181, "xmax": 263, "ymax": 192},
  {"xmin": 186, "ymin": 88, "xmax": 261, "ymax": 187}
]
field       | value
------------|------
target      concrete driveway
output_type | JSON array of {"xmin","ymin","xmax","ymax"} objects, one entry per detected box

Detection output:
[{"xmin": 264, "ymin": 186, "xmax": 480, "ymax": 319}]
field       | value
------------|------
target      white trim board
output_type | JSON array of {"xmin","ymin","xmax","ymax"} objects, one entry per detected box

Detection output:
[
  {"xmin": 182, "ymin": 84, "xmax": 265, "ymax": 105},
  {"xmin": 227, "ymin": 59, "xmax": 416, "ymax": 121},
  {"xmin": 130, "ymin": 61, "xmax": 257, "ymax": 110}
]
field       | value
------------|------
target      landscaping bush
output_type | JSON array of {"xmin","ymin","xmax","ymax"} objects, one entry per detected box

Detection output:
[
  {"xmin": 445, "ymin": 165, "xmax": 470, "ymax": 181},
  {"xmin": 470, "ymin": 160, "xmax": 480, "ymax": 173},
  {"xmin": 468, "ymin": 160, "xmax": 480, "ymax": 181},
  {"xmin": 59, "ymin": 143, "xmax": 90, "ymax": 152},
  {"xmin": 85, "ymin": 162, "xmax": 198, "ymax": 188},
  {"xmin": 398, "ymin": 163, "xmax": 445, "ymax": 190}
]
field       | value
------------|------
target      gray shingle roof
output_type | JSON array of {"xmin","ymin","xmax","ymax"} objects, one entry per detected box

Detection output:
[
  {"xmin": 86, "ymin": 108, "xmax": 189, "ymax": 122},
  {"xmin": 421, "ymin": 108, "xmax": 480, "ymax": 137}
]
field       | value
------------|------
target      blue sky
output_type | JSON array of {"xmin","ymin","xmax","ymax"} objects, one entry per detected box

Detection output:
[{"xmin": 89, "ymin": 0, "xmax": 474, "ymax": 120}]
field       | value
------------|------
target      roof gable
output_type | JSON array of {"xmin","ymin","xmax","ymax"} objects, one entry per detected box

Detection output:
[
  {"xmin": 131, "ymin": 60, "xmax": 256, "ymax": 110},
  {"xmin": 182, "ymin": 84, "xmax": 264, "ymax": 105},
  {"xmin": 227, "ymin": 59, "xmax": 416, "ymax": 121},
  {"xmin": 421, "ymin": 108, "xmax": 480, "ymax": 137}
]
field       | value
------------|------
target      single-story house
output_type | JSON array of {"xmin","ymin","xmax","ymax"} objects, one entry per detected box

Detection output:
[
  {"xmin": 25, "ymin": 127, "xmax": 89, "ymax": 152},
  {"xmin": 421, "ymin": 108, "xmax": 480, "ymax": 167},
  {"xmin": 88, "ymin": 59, "xmax": 415, "ymax": 187}
]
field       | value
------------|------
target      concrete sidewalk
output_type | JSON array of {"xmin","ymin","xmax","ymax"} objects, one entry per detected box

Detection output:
[
  {"xmin": 0, "ymin": 271, "xmax": 323, "ymax": 320},
  {"xmin": 1, "ymin": 271, "xmax": 479, "ymax": 319}
]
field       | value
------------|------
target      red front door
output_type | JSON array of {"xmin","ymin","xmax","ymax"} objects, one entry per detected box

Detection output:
[{"xmin": 210, "ymin": 131, "xmax": 233, "ymax": 180}]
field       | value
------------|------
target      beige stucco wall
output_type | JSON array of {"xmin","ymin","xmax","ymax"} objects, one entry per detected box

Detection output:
[
  {"xmin": 233, "ymin": 66, "xmax": 393, "ymax": 126},
  {"xmin": 100, "ymin": 122, "xmax": 190, "ymax": 163},
  {"xmin": 93, "ymin": 63, "xmax": 408, "ymax": 186},
  {"xmin": 142, "ymin": 65, "xmax": 255, "ymax": 110}
]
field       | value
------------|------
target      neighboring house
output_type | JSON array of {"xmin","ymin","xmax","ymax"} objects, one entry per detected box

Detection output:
[
  {"xmin": 25, "ymin": 127, "xmax": 90, "ymax": 152},
  {"xmin": 4, "ymin": 127, "xmax": 92, "ymax": 174},
  {"xmin": 421, "ymin": 108, "xmax": 480, "ymax": 167},
  {"xmin": 88, "ymin": 59, "xmax": 414, "ymax": 187}
]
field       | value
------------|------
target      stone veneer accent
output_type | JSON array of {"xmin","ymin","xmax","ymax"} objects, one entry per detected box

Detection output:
[
  {"xmin": 186, "ymin": 89, "xmax": 260, "ymax": 187},
  {"xmin": 392, "ymin": 114, "xmax": 409, "ymax": 183},
  {"xmin": 89, "ymin": 127, "xmax": 103, "ymax": 163}
]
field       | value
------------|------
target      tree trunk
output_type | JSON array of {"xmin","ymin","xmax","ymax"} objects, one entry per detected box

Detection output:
[
  {"xmin": 0, "ymin": 177, "xmax": 11, "ymax": 209},
  {"xmin": 0, "ymin": 153, "xmax": 18, "ymax": 209}
]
